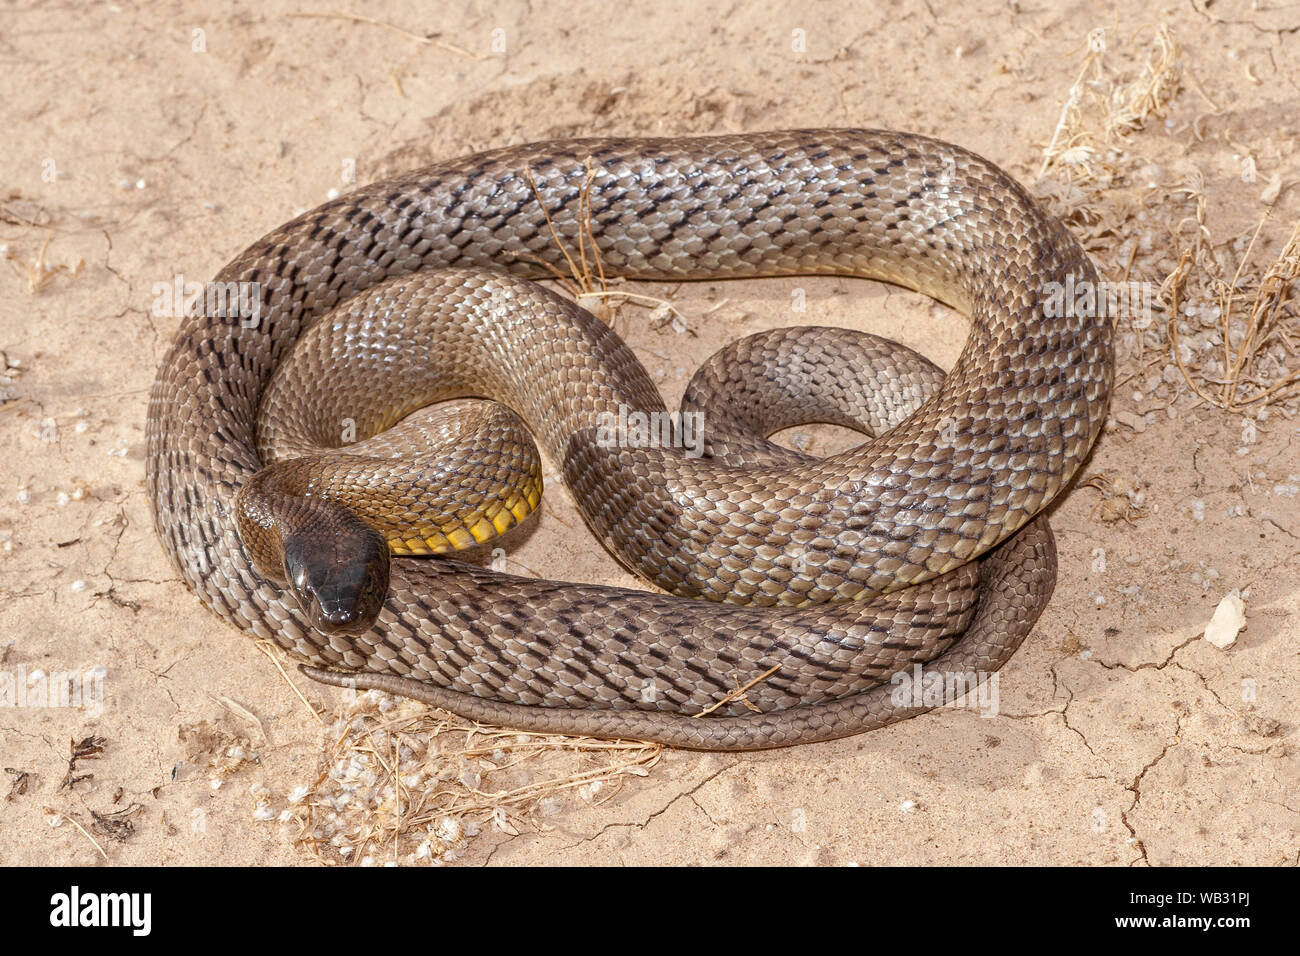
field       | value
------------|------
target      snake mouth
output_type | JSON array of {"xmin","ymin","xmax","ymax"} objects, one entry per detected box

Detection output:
[{"xmin": 304, "ymin": 582, "xmax": 374, "ymax": 632}]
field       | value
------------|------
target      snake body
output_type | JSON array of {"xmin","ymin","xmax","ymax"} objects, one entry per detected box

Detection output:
[{"xmin": 145, "ymin": 129, "xmax": 1112, "ymax": 750}]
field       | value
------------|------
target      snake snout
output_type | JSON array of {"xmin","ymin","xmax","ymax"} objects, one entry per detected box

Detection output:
[{"xmin": 282, "ymin": 514, "xmax": 391, "ymax": 636}]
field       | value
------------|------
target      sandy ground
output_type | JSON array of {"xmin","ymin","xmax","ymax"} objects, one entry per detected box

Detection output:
[{"xmin": 1, "ymin": 0, "xmax": 1298, "ymax": 866}]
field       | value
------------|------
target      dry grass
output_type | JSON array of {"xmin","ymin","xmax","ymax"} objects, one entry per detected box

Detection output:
[
  {"xmin": 1034, "ymin": 24, "xmax": 1191, "ymax": 272},
  {"xmin": 1037, "ymin": 23, "xmax": 1300, "ymax": 414},
  {"xmin": 237, "ymin": 638, "xmax": 663, "ymax": 866},
  {"xmin": 1082, "ymin": 473, "xmax": 1149, "ymax": 525},
  {"xmin": 285, "ymin": 12, "xmax": 484, "ymax": 60},
  {"xmin": 5, "ymin": 233, "xmax": 83, "ymax": 294},
  {"xmin": 1163, "ymin": 211, "xmax": 1300, "ymax": 410},
  {"xmin": 1039, "ymin": 24, "xmax": 1182, "ymax": 186},
  {"xmin": 282, "ymin": 692, "xmax": 661, "ymax": 866},
  {"xmin": 516, "ymin": 160, "xmax": 694, "ymax": 333}
]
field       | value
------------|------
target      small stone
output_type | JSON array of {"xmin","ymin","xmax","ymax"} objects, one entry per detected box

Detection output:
[
  {"xmin": 1113, "ymin": 410, "xmax": 1146, "ymax": 433},
  {"xmin": 1204, "ymin": 594, "xmax": 1246, "ymax": 649},
  {"xmin": 1261, "ymin": 174, "xmax": 1283, "ymax": 205}
]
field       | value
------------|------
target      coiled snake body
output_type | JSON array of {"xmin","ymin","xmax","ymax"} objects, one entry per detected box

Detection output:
[{"xmin": 146, "ymin": 130, "xmax": 1112, "ymax": 750}]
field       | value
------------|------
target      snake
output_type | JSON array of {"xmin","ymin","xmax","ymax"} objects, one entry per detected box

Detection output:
[{"xmin": 145, "ymin": 129, "xmax": 1113, "ymax": 750}]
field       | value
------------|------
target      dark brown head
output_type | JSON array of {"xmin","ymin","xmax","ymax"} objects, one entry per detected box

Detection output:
[
  {"xmin": 281, "ymin": 510, "xmax": 390, "ymax": 635},
  {"xmin": 235, "ymin": 468, "xmax": 391, "ymax": 636}
]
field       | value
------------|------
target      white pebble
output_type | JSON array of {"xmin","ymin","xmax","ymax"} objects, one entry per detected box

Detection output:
[{"xmin": 1204, "ymin": 594, "xmax": 1246, "ymax": 649}]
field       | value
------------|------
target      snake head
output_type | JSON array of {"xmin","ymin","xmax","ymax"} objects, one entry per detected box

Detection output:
[{"xmin": 281, "ymin": 511, "xmax": 391, "ymax": 636}]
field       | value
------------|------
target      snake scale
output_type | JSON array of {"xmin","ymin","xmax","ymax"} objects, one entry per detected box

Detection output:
[{"xmin": 145, "ymin": 129, "xmax": 1113, "ymax": 750}]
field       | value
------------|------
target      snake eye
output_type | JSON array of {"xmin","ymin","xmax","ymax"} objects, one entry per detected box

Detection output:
[{"xmin": 282, "ymin": 513, "xmax": 391, "ymax": 636}]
